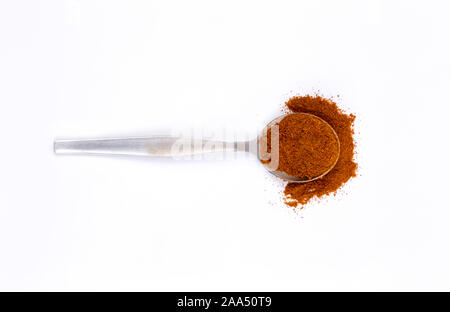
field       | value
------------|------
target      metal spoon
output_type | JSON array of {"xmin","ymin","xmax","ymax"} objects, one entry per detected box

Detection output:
[{"xmin": 54, "ymin": 113, "xmax": 339, "ymax": 183}]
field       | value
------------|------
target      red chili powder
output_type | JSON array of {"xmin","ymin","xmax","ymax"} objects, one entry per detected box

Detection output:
[
  {"xmin": 261, "ymin": 113, "xmax": 340, "ymax": 181},
  {"xmin": 282, "ymin": 95, "xmax": 357, "ymax": 207}
]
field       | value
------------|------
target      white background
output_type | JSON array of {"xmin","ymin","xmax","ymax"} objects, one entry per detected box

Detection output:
[{"xmin": 1, "ymin": 0, "xmax": 450, "ymax": 291}]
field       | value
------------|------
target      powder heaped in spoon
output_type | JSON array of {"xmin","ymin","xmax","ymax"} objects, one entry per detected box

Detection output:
[{"xmin": 262, "ymin": 113, "xmax": 340, "ymax": 181}]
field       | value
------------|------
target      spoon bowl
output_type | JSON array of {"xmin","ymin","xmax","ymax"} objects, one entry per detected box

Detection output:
[{"xmin": 258, "ymin": 113, "xmax": 340, "ymax": 183}]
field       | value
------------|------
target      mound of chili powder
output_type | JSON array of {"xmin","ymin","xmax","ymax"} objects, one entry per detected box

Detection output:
[
  {"xmin": 281, "ymin": 95, "xmax": 357, "ymax": 207},
  {"xmin": 262, "ymin": 113, "xmax": 340, "ymax": 181}
]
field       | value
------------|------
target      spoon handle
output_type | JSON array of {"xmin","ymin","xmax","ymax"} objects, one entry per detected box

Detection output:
[{"xmin": 54, "ymin": 137, "xmax": 253, "ymax": 157}]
